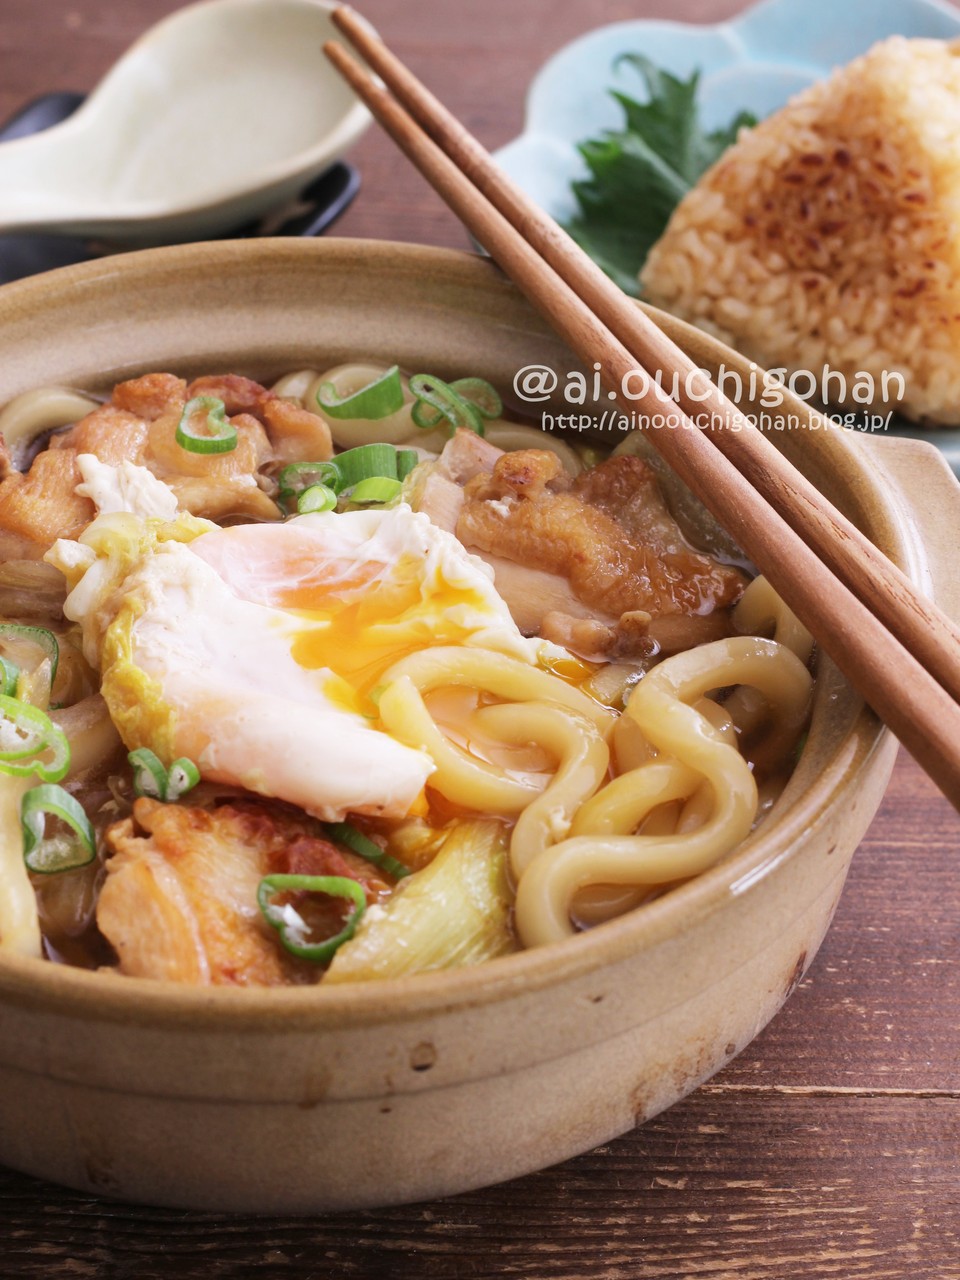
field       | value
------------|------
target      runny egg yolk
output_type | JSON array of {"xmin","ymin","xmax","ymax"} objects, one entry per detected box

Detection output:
[
  {"xmin": 86, "ymin": 504, "xmax": 552, "ymax": 821},
  {"xmin": 188, "ymin": 514, "xmax": 526, "ymax": 721},
  {"xmin": 282, "ymin": 552, "xmax": 495, "ymax": 716}
]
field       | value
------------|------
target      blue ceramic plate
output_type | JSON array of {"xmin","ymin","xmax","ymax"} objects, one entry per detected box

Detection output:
[{"xmin": 494, "ymin": 0, "xmax": 960, "ymax": 470}]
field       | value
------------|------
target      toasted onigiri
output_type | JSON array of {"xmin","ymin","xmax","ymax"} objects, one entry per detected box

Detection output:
[{"xmin": 640, "ymin": 37, "xmax": 960, "ymax": 425}]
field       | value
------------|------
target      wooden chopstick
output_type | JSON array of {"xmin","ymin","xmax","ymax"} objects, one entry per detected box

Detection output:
[
  {"xmin": 330, "ymin": 4, "xmax": 960, "ymax": 712},
  {"xmin": 323, "ymin": 25, "xmax": 960, "ymax": 810}
]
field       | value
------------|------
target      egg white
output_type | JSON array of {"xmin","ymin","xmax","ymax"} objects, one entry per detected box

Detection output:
[{"xmin": 54, "ymin": 484, "xmax": 548, "ymax": 822}]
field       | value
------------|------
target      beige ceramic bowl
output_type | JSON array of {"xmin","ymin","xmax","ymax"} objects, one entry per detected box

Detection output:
[{"xmin": 0, "ymin": 239, "xmax": 956, "ymax": 1213}]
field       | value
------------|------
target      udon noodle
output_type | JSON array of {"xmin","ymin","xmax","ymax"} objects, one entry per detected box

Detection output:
[{"xmin": 0, "ymin": 363, "xmax": 813, "ymax": 983}]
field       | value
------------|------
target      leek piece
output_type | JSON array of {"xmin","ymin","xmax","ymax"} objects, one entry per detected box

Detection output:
[
  {"xmin": 175, "ymin": 396, "xmax": 237, "ymax": 455},
  {"xmin": 277, "ymin": 460, "xmax": 341, "ymax": 499},
  {"xmin": 128, "ymin": 748, "xmax": 200, "ymax": 802},
  {"xmin": 409, "ymin": 374, "xmax": 486, "ymax": 437},
  {"xmin": 0, "ymin": 695, "xmax": 69, "ymax": 782},
  {"xmin": 166, "ymin": 758, "xmax": 200, "ymax": 801},
  {"xmin": 450, "ymin": 377, "xmax": 502, "ymax": 419},
  {"xmin": 396, "ymin": 448, "xmax": 419, "ymax": 480},
  {"xmin": 21, "ymin": 783, "xmax": 95, "ymax": 875},
  {"xmin": 333, "ymin": 442, "xmax": 400, "ymax": 487},
  {"xmin": 0, "ymin": 657, "xmax": 18, "ymax": 698},
  {"xmin": 0, "ymin": 624, "xmax": 59, "ymax": 704},
  {"xmin": 128, "ymin": 747, "xmax": 168, "ymax": 799},
  {"xmin": 316, "ymin": 365, "xmax": 404, "ymax": 420},
  {"xmin": 258, "ymin": 874, "xmax": 366, "ymax": 963},
  {"xmin": 348, "ymin": 476, "xmax": 403, "ymax": 505},
  {"xmin": 324, "ymin": 820, "xmax": 411, "ymax": 880},
  {"xmin": 297, "ymin": 484, "xmax": 338, "ymax": 514},
  {"xmin": 323, "ymin": 820, "xmax": 517, "ymax": 982}
]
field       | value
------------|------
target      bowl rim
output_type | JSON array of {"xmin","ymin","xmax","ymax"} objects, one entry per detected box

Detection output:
[{"xmin": 0, "ymin": 237, "xmax": 895, "ymax": 1028}]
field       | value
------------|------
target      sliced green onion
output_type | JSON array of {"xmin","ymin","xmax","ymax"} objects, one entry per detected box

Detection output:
[
  {"xmin": 129, "ymin": 748, "xmax": 200, "ymax": 802},
  {"xmin": 297, "ymin": 484, "xmax": 338, "ymax": 514},
  {"xmin": 333, "ymin": 442, "xmax": 401, "ymax": 488},
  {"xmin": 396, "ymin": 448, "xmax": 419, "ymax": 480},
  {"xmin": 410, "ymin": 398, "xmax": 443, "ymax": 430},
  {"xmin": 167, "ymin": 757, "xmax": 201, "ymax": 801},
  {"xmin": 450, "ymin": 377, "xmax": 502, "ymax": 419},
  {"xmin": 0, "ymin": 696, "xmax": 69, "ymax": 782},
  {"xmin": 325, "ymin": 820, "xmax": 411, "ymax": 880},
  {"xmin": 21, "ymin": 783, "xmax": 95, "ymax": 875},
  {"xmin": 0, "ymin": 656, "xmax": 19, "ymax": 697},
  {"xmin": 316, "ymin": 366, "xmax": 405, "ymax": 421},
  {"xmin": 0, "ymin": 624, "xmax": 59, "ymax": 688},
  {"xmin": 175, "ymin": 396, "xmax": 237, "ymax": 455},
  {"xmin": 257, "ymin": 874, "xmax": 366, "ymax": 963},
  {"xmin": 409, "ymin": 374, "xmax": 486, "ymax": 437},
  {"xmin": 277, "ymin": 460, "xmax": 341, "ymax": 499},
  {"xmin": 348, "ymin": 476, "xmax": 403, "ymax": 505},
  {"xmin": 278, "ymin": 447, "xmax": 418, "ymax": 516},
  {"xmin": 128, "ymin": 747, "xmax": 168, "ymax": 799}
]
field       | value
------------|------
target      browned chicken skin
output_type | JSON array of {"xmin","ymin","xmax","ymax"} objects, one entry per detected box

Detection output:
[
  {"xmin": 0, "ymin": 372, "xmax": 333, "ymax": 555},
  {"xmin": 98, "ymin": 798, "xmax": 389, "ymax": 986},
  {"xmin": 450, "ymin": 439, "xmax": 746, "ymax": 659}
]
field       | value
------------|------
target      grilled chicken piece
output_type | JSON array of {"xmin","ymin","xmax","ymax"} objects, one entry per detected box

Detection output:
[
  {"xmin": 185, "ymin": 374, "xmax": 271, "ymax": 418},
  {"xmin": 457, "ymin": 450, "xmax": 746, "ymax": 635},
  {"xmin": 436, "ymin": 428, "xmax": 504, "ymax": 484},
  {"xmin": 0, "ymin": 449, "xmax": 93, "ymax": 559},
  {"xmin": 262, "ymin": 397, "xmax": 333, "ymax": 466},
  {"xmin": 480, "ymin": 554, "xmax": 611, "ymax": 634},
  {"xmin": 49, "ymin": 405, "xmax": 151, "ymax": 463},
  {"xmin": 98, "ymin": 798, "xmax": 389, "ymax": 986},
  {"xmin": 144, "ymin": 407, "xmax": 278, "ymax": 522},
  {"xmin": 412, "ymin": 432, "xmax": 746, "ymax": 659},
  {"xmin": 411, "ymin": 469, "xmax": 465, "ymax": 534},
  {"xmin": 0, "ymin": 372, "xmax": 334, "ymax": 554}
]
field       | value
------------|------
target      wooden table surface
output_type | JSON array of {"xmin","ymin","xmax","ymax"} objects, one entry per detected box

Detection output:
[{"xmin": 1, "ymin": 1, "xmax": 959, "ymax": 1275}]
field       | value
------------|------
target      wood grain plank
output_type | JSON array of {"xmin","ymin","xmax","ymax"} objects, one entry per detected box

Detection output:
[
  {"xmin": 2, "ymin": 1093, "xmax": 959, "ymax": 1279},
  {"xmin": 0, "ymin": 1, "xmax": 959, "ymax": 1276},
  {"xmin": 721, "ymin": 754, "xmax": 960, "ymax": 1092}
]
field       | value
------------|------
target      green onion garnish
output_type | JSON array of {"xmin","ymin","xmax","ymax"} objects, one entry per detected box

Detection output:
[
  {"xmin": 0, "ymin": 695, "xmax": 69, "ymax": 782},
  {"xmin": 297, "ymin": 484, "xmax": 338, "ymax": 514},
  {"xmin": 175, "ymin": 396, "xmax": 238, "ymax": 455},
  {"xmin": 316, "ymin": 366, "xmax": 405, "ymax": 420},
  {"xmin": 128, "ymin": 747, "xmax": 167, "ymax": 799},
  {"xmin": 277, "ymin": 460, "xmax": 341, "ymax": 500},
  {"xmin": 257, "ymin": 874, "xmax": 366, "ymax": 963},
  {"xmin": 166, "ymin": 758, "xmax": 201, "ymax": 801},
  {"xmin": 278, "ymin": 445, "xmax": 420, "ymax": 515},
  {"xmin": 21, "ymin": 783, "xmax": 95, "ymax": 875},
  {"xmin": 449, "ymin": 377, "xmax": 502, "ymax": 420},
  {"xmin": 349, "ymin": 476, "xmax": 403, "ymax": 505},
  {"xmin": 409, "ymin": 374, "xmax": 487, "ymax": 437},
  {"xmin": 0, "ymin": 624, "xmax": 59, "ymax": 689},
  {"xmin": 128, "ymin": 748, "xmax": 200, "ymax": 802},
  {"xmin": 0, "ymin": 656, "xmax": 19, "ymax": 698},
  {"xmin": 333, "ymin": 443, "xmax": 402, "ymax": 488},
  {"xmin": 324, "ymin": 820, "xmax": 411, "ymax": 880},
  {"xmin": 396, "ymin": 449, "xmax": 419, "ymax": 480}
]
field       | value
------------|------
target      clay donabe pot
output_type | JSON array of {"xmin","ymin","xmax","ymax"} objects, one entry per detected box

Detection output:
[{"xmin": 0, "ymin": 239, "xmax": 954, "ymax": 1211}]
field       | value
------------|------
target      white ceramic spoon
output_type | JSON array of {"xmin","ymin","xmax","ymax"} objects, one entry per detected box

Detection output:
[{"xmin": 0, "ymin": 0, "xmax": 371, "ymax": 244}]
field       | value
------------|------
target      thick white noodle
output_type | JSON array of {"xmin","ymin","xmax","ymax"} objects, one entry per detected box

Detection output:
[
  {"xmin": 0, "ymin": 775, "xmax": 41, "ymax": 957},
  {"xmin": 0, "ymin": 387, "xmax": 99, "ymax": 467},
  {"xmin": 512, "ymin": 637, "xmax": 813, "ymax": 947}
]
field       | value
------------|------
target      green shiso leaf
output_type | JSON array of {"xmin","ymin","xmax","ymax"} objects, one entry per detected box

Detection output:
[{"xmin": 562, "ymin": 54, "xmax": 758, "ymax": 296}]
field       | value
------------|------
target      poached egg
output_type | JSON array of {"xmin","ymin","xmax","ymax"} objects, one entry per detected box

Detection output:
[{"xmin": 49, "ymin": 464, "xmax": 548, "ymax": 820}]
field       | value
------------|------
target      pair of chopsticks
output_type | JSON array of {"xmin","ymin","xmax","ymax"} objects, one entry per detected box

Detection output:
[{"xmin": 325, "ymin": 8, "xmax": 960, "ymax": 812}]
